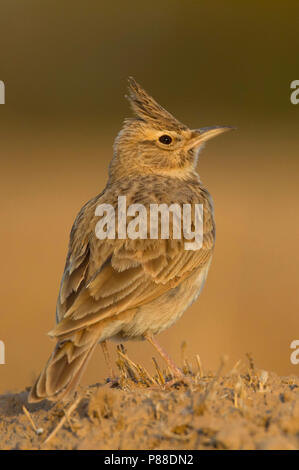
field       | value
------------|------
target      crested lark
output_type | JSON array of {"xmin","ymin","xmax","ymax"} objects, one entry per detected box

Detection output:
[{"xmin": 29, "ymin": 78, "xmax": 232, "ymax": 402}]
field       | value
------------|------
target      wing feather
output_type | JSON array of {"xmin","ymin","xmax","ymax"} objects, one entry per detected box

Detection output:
[{"xmin": 52, "ymin": 181, "xmax": 215, "ymax": 339}]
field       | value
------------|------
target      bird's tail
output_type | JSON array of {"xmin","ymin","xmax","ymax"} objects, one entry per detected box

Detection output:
[{"xmin": 28, "ymin": 328, "xmax": 99, "ymax": 403}]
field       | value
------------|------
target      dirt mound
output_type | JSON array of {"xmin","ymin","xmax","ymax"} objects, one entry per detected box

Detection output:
[{"xmin": 1, "ymin": 353, "xmax": 299, "ymax": 450}]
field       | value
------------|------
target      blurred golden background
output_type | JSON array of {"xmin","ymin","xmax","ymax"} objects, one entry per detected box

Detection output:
[{"xmin": 0, "ymin": 1, "xmax": 299, "ymax": 394}]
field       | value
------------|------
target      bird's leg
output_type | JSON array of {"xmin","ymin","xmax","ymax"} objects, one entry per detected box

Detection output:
[
  {"xmin": 100, "ymin": 340, "xmax": 116, "ymax": 381},
  {"xmin": 144, "ymin": 334, "xmax": 184, "ymax": 379}
]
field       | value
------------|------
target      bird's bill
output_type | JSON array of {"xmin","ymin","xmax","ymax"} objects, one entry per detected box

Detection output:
[{"xmin": 186, "ymin": 126, "xmax": 235, "ymax": 150}]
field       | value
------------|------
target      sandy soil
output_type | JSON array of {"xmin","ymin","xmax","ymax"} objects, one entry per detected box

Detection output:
[{"xmin": 1, "ymin": 351, "xmax": 299, "ymax": 450}]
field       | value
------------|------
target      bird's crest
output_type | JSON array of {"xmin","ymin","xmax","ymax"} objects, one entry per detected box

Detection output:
[{"xmin": 126, "ymin": 77, "xmax": 187, "ymax": 131}]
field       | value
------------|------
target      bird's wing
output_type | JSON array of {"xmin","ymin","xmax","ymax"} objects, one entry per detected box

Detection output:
[{"xmin": 52, "ymin": 192, "xmax": 215, "ymax": 339}]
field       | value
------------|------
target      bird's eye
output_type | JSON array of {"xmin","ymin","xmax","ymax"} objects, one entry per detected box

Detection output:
[{"xmin": 159, "ymin": 134, "xmax": 172, "ymax": 145}]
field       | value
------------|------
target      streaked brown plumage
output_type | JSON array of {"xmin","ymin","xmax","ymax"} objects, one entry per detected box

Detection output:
[{"xmin": 29, "ymin": 78, "xmax": 232, "ymax": 402}]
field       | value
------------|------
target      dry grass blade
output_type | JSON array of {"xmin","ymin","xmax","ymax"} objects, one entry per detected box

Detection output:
[
  {"xmin": 22, "ymin": 405, "xmax": 42, "ymax": 434},
  {"xmin": 136, "ymin": 364, "xmax": 156, "ymax": 386},
  {"xmin": 115, "ymin": 345, "xmax": 158, "ymax": 388},
  {"xmin": 181, "ymin": 341, "xmax": 187, "ymax": 370},
  {"xmin": 152, "ymin": 357, "xmax": 165, "ymax": 385},
  {"xmin": 43, "ymin": 396, "xmax": 81, "ymax": 445},
  {"xmin": 195, "ymin": 355, "xmax": 227, "ymax": 414},
  {"xmin": 195, "ymin": 354, "xmax": 203, "ymax": 378},
  {"xmin": 181, "ymin": 341, "xmax": 193, "ymax": 375},
  {"xmin": 117, "ymin": 346, "xmax": 140, "ymax": 383},
  {"xmin": 230, "ymin": 359, "xmax": 242, "ymax": 375},
  {"xmin": 163, "ymin": 429, "xmax": 194, "ymax": 441}
]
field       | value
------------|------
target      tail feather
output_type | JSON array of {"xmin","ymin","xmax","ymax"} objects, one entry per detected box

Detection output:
[
  {"xmin": 29, "ymin": 310, "xmax": 136, "ymax": 402},
  {"xmin": 29, "ymin": 332, "xmax": 98, "ymax": 403}
]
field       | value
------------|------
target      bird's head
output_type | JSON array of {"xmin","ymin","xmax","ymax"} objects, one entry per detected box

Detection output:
[{"xmin": 110, "ymin": 78, "xmax": 233, "ymax": 180}]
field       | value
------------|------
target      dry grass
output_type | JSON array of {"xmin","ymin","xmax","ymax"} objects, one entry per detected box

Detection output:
[{"xmin": 1, "ymin": 348, "xmax": 299, "ymax": 450}]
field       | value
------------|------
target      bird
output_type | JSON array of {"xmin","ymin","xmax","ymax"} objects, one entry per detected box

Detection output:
[{"xmin": 29, "ymin": 78, "xmax": 233, "ymax": 402}]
